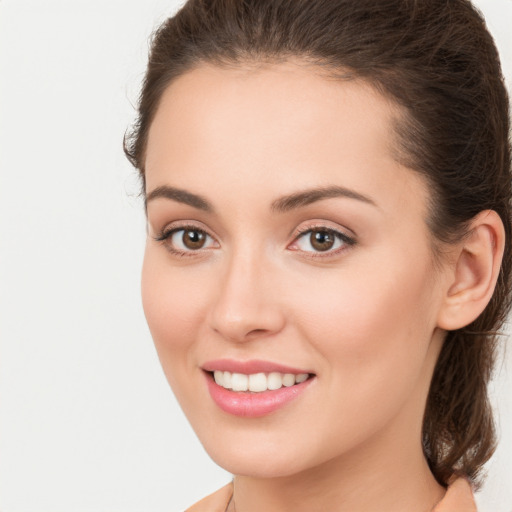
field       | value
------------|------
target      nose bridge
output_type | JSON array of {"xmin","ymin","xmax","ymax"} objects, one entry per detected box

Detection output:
[{"xmin": 209, "ymin": 243, "xmax": 284, "ymax": 342}]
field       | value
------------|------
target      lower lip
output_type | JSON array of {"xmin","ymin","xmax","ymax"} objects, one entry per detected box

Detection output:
[{"xmin": 204, "ymin": 372, "xmax": 315, "ymax": 417}]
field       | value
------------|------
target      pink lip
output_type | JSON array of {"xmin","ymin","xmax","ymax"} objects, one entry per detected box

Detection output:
[
  {"xmin": 201, "ymin": 359, "xmax": 312, "ymax": 375},
  {"xmin": 201, "ymin": 360, "xmax": 315, "ymax": 418}
]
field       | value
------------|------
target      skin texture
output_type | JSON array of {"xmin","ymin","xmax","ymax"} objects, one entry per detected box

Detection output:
[{"xmin": 141, "ymin": 62, "xmax": 504, "ymax": 511}]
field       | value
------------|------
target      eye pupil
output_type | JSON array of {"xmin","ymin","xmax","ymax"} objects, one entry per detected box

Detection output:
[
  {"xmin": 183, "ymin": 230, "xmax": 206, "ymax": 249},
  {"xmin": 310, "ymin": 230, "xmax": 335, "ymax": 251}
]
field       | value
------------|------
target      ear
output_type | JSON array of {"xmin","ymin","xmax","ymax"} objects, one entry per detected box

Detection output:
[{"xmin": 437, "ymin": 210, "xmax": 505, "ymax": 331}]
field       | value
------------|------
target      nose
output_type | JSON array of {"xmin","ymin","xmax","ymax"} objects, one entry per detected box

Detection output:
[{"xmin": 208, "ymin": 250, "xmax": 286, "ymax": 343}]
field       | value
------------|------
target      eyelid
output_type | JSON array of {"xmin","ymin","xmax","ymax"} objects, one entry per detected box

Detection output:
[{"xmin": 151, "ymin": 218, "xmax": 213, "ymax": 238}]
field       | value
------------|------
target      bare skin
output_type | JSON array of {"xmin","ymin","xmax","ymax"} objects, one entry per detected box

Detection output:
[{"xmin": 142, "ymin": 61, "xmax": 503, "ymax": 511}]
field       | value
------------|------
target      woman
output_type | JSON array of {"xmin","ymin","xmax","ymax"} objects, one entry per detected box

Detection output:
[{"xmin": 124, "ymin": 0, "xmax": 511, "ymax": 510}]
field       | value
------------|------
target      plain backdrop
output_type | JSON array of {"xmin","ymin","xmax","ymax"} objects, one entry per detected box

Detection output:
[{"xmin": 0, "ymin": 1, "xmax": 511, "ymax": 511}]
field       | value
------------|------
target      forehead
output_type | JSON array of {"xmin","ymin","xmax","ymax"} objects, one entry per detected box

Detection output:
[
  {"xmin": 146, "ymin": 61, "xmax": 397, "ymax": 169},
  {"xmin": 145, "ymin": 61, "xmax": 429, "ymax": 220}
]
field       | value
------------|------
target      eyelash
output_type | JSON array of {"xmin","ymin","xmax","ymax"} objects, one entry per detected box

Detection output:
[{"xmin": 153, "ymin": 223, "xmax": 356, "ymax": 259}]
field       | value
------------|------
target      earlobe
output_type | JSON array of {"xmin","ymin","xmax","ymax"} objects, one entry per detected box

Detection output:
[{"xmin": 437, "ymin": 210, "xmax": 505, "ymax": 331}]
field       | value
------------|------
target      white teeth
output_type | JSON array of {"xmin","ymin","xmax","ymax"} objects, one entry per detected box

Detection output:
[
  {"xmin": 223, "ymin": 371, "xmax": 232, "ymax": 389},
  {"xmin": 267, "ymin": 372, "xmax": 283, "ymax": 390},
  {"xmin": 231, "ymin": 373, "xmax": 248, "ymax": 391},
  {"xmin": 214, "ymin": 370, "xmax": 224, "ymax": 387},
  {"xmin": 282, "ymin": 373, "xmax": 295, "ymax": 387},
  {"xmin": 213, "ymin": 371, "xmax": 310, "ymax": 392},
  {"xmin": 248, "ymin": 373, "xmax": 267, "ymax": 392}
]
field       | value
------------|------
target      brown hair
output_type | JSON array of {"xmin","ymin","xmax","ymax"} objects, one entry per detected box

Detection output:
[{"xmin": 124, "ymin": 0, "xmax": 512, "ymax": 488}]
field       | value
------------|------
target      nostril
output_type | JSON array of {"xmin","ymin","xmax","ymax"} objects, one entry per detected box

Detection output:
[{"xmin": 247, "ymin": 328, "xmax": 267, "ymax": 337}]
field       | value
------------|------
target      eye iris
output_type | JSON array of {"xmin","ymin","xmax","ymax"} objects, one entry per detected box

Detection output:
[
  {"xmin": 183, "ymin": 230, "xmax": 206, "ymax": 249},
  {"xmin": 310, "ymin": 230, "xmax": 335, "ymax": 251}
]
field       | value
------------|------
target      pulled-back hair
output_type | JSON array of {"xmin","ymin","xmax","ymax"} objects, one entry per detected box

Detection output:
[{"xmin": 124, "ymin": 0, "xmax": 512, "ymax": 488}]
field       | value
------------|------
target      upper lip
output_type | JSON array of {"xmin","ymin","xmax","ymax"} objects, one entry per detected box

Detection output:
[{"xmin": 201, "ymin": 359, "xmax": 313, "ymax": 375}]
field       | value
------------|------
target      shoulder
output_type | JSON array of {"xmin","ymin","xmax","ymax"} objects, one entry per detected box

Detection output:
[
  {"xmin": 184, "ymin": 482, "xmax": 233, "ymax": 512},
  {"xmin": 433, "ymin": 477, "xmax": 477, "ymax": 512}
]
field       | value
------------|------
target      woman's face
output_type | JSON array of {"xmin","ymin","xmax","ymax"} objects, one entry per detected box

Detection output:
[{"xmin": 142, "ymin": 62, "xmax": 449, "ymax": 477}]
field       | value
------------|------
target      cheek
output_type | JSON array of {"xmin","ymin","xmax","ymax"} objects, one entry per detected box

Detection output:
[
  {"xmin": 291, "ymin": 251, "xmax": 439, "ymax": 425},
  {"xmin": 295, "ymin": 256, "xmax": 435, "ymax": 350},
  {"xmin": 141, "ymin": 247, "xmax": 211, "ymax": 371}
]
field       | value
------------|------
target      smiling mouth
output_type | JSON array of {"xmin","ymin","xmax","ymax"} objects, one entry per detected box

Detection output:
[
  {"xmin": 210, "ymin": 370, "xmax": 312, "ymax": 393},
  {"xmin": 203, "ymin": 367, "xmax": 316, "ymax": 417}
]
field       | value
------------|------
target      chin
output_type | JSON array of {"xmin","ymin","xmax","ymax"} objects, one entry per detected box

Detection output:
[
  {"xmin": 209, "ymin": 452, "xmax": 307, "ymax": 479},
  {"xmin": 198, "ymin": 430, "xmax": 321, "ymax": 479}
]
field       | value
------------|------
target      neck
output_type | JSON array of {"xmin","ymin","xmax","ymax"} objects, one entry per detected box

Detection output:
[{"xmin": 231, "ymin": 436, "xmax": 445, "ymax": 512}]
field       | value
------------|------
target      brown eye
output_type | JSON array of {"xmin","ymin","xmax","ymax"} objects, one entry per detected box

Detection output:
[
  {"xmin": 309, "ymin": 230, "xmax": 335, "ymax": 251},
  {"xmin": 182, "ymin": 229, "xmax": 207, "ymax": 249}
]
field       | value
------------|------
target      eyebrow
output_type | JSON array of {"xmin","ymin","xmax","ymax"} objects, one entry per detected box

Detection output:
[
  {"xmin": 145, "ymin": 185, "xmax": 214, "ymax": 212},
  {"xmin": 270, "ymin": 185, "xmax": 377, "ymax": 213},
  {"xmin": 145, "ymin": 184, "xmax": 376, "ymax": 213}
]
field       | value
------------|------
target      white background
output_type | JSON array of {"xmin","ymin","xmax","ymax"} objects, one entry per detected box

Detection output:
[{"xmin": 0, "ymin": 1, "xmax": 511, "ymax": 510}]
